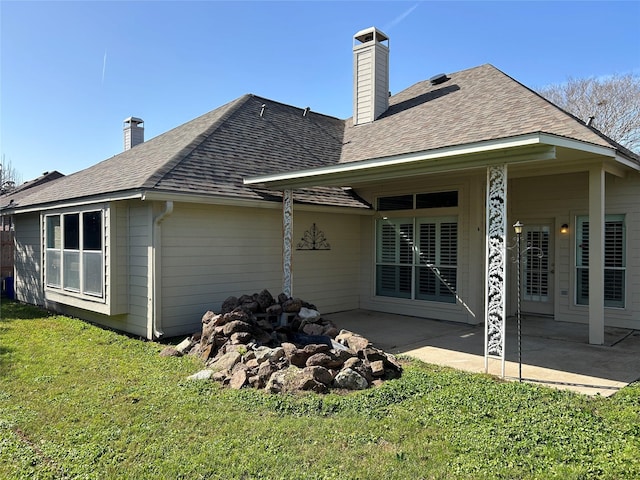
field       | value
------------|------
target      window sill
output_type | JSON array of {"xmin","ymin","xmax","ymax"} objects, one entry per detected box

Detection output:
[{"xmin": 45, "ymin": 288, "xmax": 113, "ymax": 316}]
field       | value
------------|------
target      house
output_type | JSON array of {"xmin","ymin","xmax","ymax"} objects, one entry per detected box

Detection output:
[{"xmin": 3, "ymin": 28, "xmax": 639, "ymax": 364}]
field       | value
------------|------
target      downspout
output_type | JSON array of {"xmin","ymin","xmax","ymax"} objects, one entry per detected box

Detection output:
[{"xmin": 151, "ymin": 201, "xmax": 173, "ymax": 339}]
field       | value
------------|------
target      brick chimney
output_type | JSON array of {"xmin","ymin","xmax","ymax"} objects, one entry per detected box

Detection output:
[
  {"xmin": 123, "ymin": 117, "xmax": 144, "ymax": 151},
  {"xmin": 353, "ymin": 27, "xmax": 389, "ymax": 126}
]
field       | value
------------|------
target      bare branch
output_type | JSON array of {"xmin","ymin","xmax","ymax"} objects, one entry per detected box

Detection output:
[{"xmin": 538, "ymin": 73, "xmax": 640, "ymax": 153}]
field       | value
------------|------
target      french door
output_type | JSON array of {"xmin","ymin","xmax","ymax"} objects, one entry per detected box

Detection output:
[{"xmin": 520, "ymin": 224, "xmax": 554, "ymax": 316}]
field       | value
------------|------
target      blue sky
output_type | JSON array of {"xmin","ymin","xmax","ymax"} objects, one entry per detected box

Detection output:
[{"xmin": 2, "ymin": 1, "xmax": 639, "ymax": 182}]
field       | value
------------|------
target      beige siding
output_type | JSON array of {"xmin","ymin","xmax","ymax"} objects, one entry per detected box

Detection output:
[
  {"xmin": 159, "ymin": 203, "xmax": 362, "ymax": 337},
  {"xmin": 511, "ymin": 171, "xmax": 640, "ymax": 330},
  {"xmin": 14, "ymin": 213, "xmax": 44, "ymax": 305},
  {"xmin": 293, "ymin": 211, "xmax": 361, "ymax": 313}
]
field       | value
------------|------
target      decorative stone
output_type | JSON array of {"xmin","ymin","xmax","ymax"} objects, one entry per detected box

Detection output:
[
  {"xmin": 201, "ymin": 310, "xmax": 217, "ymax": 324},
  {"xmin": 229, "ymin": 369, "xmax": 248, "ymax": 389},
  {"xmin": 230, "ymin": 331, "xmax": 252, "ymax": 344},
  {"xmin": 222, "ymin": 320, "xmax": 252, "ymax": 336},
  {"xmin": 336, "ymin": 330, "xmax": 370, "ymax": 353},
  {"xmin": 282, "ymin": 298, "xmax": 303, "ymax": 313},
  {"xmin": 333, "ymin": 368, "xmax": 368, "ymax": 390},
  {"xmin": 220, "ymin": 296, "xmax": 239, "ymax": 314},
  {"xmin": 159, "ymin": 346, "xmax": 181, "ymax": 357},
  {"xmin": 370, "ymin": 360, "xmax": 385, "ymax": 377},
  {"xmin": 209, "ymin": 351, "xmax": 242, "ymax": 372},
  {"xmin": 187, "ymin": 369, "xmax": 214, "ymax": 381},
  {"xmin": 256, "ymin": 289, "xmax": 274, "ymax": 311},
  {"xmin": 302, "ymin": 323, "xmax": 324, "ymax": 336},
  {"xmin": 266, "ymin": 304, "xmax": 283, "ymax": 316},
  {"xmin": 305, "ymin": 352, "xmax": 333, "ymax": 368}
]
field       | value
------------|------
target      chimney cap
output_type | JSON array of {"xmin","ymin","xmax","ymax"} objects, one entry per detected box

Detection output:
[
  {"xmin": 123, "ymin": 117, "xmax": 144, "ymax": 126},
  {"xmin": 353, "ymin": 27, "xmax": 389, "ymax": 45}
]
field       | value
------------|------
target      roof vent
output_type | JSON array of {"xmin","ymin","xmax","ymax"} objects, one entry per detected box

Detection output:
[{"xmin": 429, "ymin": 73, "xmax": 449, "ymax": 85}]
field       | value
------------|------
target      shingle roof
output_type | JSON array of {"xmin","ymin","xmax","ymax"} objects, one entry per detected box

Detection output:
[
  {"xmin": 5, "ymin": 95, "xmax": 367, "ymax": 210},
  {"xmin": 5, "ymin": 63, "xmax": 636, "ymax": 212},
  {"xmin": 341, "ymin": 64, "xmax": 632, "ymax": 163}
]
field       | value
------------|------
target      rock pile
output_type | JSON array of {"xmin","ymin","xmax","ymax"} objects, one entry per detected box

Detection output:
[{"xmin": 161, "ymin": 289, "xmax": 402, "ymax": 393}]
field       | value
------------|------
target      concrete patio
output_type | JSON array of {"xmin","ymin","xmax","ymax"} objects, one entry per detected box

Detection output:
[{"xmin": 324, "ymin": 310, "xmax": 640, "ymax": 397}]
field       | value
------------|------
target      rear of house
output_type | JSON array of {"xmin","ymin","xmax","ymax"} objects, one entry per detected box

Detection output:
[{"xmin": 4, "ymin": 27, "xmax": 640, "ymax": 345}]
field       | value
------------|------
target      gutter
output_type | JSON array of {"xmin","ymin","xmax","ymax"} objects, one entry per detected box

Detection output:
[{"xmin": 150, "ymin": 200, "xmax": 173, "ymax": 339}]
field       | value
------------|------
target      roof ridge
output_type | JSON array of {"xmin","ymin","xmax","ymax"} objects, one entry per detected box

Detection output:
[{"xmin": 141, "ymin": 94, "xmax": 254, "ymax": 188}]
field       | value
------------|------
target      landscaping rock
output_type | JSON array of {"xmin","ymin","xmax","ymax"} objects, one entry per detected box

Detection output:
[
  {"xmin": 176, "ymin": 289, "xmax": 403, "ymax": 393},
  {"xmin": 333, "ymin": 368, "xmax": 368, "ymax": 390},
  {"xmin": 187, "ymin": 369, "xmax": 214, "ymax": 381}
]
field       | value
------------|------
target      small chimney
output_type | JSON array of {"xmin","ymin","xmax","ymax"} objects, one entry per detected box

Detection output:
[
  {"xmin": 123, "ymin": 117, "xmax": 144, "ymax": 151},
  {"xmin": 353, "ymin": 27, "xmax": 389, "ymax": 126}
]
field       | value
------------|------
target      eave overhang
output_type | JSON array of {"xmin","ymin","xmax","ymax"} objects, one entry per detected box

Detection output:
[{"xmin": 244, "ymin": 133, "xmax": 632, "ymax": 190}]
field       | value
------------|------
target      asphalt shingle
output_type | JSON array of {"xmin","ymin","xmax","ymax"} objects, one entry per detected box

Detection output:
[{"xmin": 5, "ymin": 64, "xmax": 636, "ymax": 212}]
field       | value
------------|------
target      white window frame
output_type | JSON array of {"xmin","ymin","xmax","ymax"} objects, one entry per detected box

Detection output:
[
  {"xmin": 575, "ymin": 214, "xmax": 626, "ymax": 308},
  {"xmin": 375, "ymin": 215, "xmax": 458, "ymax": 304},
  {"xmin": 44, "ymin": 209, "xmax": 105, "ymax": 301}
]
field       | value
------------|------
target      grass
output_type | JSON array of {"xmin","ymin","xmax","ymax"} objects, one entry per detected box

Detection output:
[{"xmin": 1, "ymin": 300, "xmax": 639, "ymax": 479}]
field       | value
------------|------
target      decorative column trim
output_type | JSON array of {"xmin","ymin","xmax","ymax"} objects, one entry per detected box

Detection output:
[
  {"xmin": 485, "ymin": 164, "xmax": 507, "ymax": 377},
  {"xmin": 282, "ymin": 189, "xmax": 293, "ymax": 297}
]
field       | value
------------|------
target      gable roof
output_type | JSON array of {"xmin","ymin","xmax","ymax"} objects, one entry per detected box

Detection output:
[{"xmin": 5, "ymin": 64, "xmax": 637, "ymax": 213}]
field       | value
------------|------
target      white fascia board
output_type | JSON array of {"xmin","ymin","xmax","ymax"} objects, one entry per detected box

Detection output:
[
  {"xmin": 140, "ymin": 190, "xmax": 372, "ymax": 215},
  {"xmin": 537, "ymin": 133, "xmax": 616, "ymax": 157},
  {"xmin": 243, "ymin": 134, "xmax": 545, "ymax": 186},
  {"xmin": 6, "ymin": 191, "xmax": 144, "ymax": 215}
]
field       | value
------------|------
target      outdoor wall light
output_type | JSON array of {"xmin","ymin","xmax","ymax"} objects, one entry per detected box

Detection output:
[
  {"xmin": 560, "ymin": 223, "xmax": 569, "ymax": 234},
  {"xmin": 513, "ymin": 220, "xmax": 523, "ymax": 235}
]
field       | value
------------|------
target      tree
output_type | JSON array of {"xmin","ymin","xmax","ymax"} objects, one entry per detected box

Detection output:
[
  {"xmin": 537, "ymin": 73, "xmax": 640, "ymax": 154},
  {"xmin": 0, "ymin": 155, "xmax": 22, "ymax": 195}
]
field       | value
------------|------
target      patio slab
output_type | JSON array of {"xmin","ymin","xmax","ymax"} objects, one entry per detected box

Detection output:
[{"xmin": 324, "ymin": 309, "xmax": 640, "ymax": 396}]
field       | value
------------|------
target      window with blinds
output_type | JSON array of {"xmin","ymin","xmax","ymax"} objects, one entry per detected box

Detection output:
[
  {"xmin": 376, "ymin": 216, "xmax": 457, "ymax": 303},
  {"xmin": 45, "ymin": 210, "xmax": 105, "ymax": 298},
  {"xmin": 524, "ymin": 227, "xmax": 550, "ymax": 302},
  {"xmin": 576, "ymin": 214, "xmax": 625, "ymax": 308}
]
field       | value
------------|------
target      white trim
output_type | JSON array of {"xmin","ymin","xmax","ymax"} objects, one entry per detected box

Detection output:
[
  {"xmin": 244, "ymin": 135, "xmax": 548, "ymax": 186},
  {"xmin": 9, "ymin": 192, "xmax": 143, "ymax": 215}
]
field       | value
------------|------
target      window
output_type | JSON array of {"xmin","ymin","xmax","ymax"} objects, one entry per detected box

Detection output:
[
  {"xmin": 576, "ymin": 214, "xmax": 625, "ymax": 308},
  {"xmin": 376, "ymin": 216, "xmax": 457, "ymax": 303},
  {"xmin": 45, "ymin": 211, "xmax": 104, "ymax": 297},
  {"xmin": 377, "ymin": 191, "xmax": 458, "ymax": 211}
]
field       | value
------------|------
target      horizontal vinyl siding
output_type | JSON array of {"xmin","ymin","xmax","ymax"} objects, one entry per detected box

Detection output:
[
  {"xmin": 511, "ymin": 171, "xmax": 640, "ymax": 329},
  {"xmin": 159, "ymin": 204, "xmax": 283, "ymax": 337},
  {"xmin": 158, "ymin": 204, "xmax": 363, "ymax": 337},
  {"xmin": 293, "ymin": 211, "xmax": 361, "ymax": 313},
  {"xmin": 14, "ymin": 213, "xmax": 44, "ymax": 305}
]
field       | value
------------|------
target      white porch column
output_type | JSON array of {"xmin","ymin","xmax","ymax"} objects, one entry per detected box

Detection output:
[
  {"xmin": 282, "ymin": 189, "xmax": 293, "ymax": 297},
  {"xmin": 485, "ymin": 164, "xmax": 508, "ymax": 377},
  {"xmin": 588, "ymin": 166, "xmax": 605, "ymax": 345}
]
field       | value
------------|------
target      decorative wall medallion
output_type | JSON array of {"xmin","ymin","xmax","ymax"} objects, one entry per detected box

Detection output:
[{"xmin": 296, "ymin": 223, "xmax": 331, "ymax": 250}]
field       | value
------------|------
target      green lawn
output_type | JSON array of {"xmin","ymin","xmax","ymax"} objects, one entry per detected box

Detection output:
[{"xmin": 1, "ymin": 301, "xmax": 639, "ymax": 479}]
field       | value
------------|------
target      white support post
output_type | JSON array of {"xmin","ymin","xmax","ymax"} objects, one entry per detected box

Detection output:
[
  {"xmin": 485, "ymin": 164, "xmax": 508, "ymax": 378},
  {"xmin": 588, "ymin": 166, "xmax": 605, "ymax": 345},
  {"xmin": 282, "ymin": 189, "xmax": 293, "ymax": 298}
]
